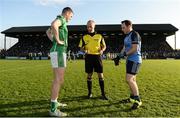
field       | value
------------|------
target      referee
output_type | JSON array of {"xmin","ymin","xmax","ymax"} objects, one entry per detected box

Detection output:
[{"xmin": 79, "ymin": 20, "xmax": 108, "ymax": 100}]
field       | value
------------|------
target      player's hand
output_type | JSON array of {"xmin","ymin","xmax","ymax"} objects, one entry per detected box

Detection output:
[
  {"xmin": 84, "ymin": 50, "xmax": 88, "ymax": 54},
  {"xmin": 99, "ymin": 50, "xmax": 104, "ymax": 55},
  {"xmin": 57, "ymin": 40, "xmax": 65, "ymax": 45},
  {"xmin": 112, "ymin": 56, "xmax": 120, "ymax": 66},
  {"xmin": 112, "ymin": 52, "xmax": 127, "ymax": 66},
  {"xmin": 122, "ymin": 52, "xmax": 127, "ymax": 57}
]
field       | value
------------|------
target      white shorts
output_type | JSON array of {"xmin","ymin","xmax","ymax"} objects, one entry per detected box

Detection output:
[{"xmin": 50, "ymin": 51, "xmax": 66, "ymax": 68}]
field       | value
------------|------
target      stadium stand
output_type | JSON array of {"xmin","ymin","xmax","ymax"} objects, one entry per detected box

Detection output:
[{"xmin": 1, "ymin": 24, "xmax": 179, "ymax": 59}]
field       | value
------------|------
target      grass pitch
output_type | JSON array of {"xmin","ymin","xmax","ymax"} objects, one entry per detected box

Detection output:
[{"xmin": 0, "ymin": 59, "xmax": 180, "ymax": 117}]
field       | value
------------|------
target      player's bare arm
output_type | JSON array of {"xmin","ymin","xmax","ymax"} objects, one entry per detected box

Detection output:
[
  {"xmin": 126, "ymin": 44, "xmax": 138, "ymax": 56},
  {"xmin": 51, "ymin": 19, "xmax": 64, "ymax": 45},
  {"xmin": 46, "ymin": 28, "xmax": 53, "ymax": 41},
  {"xmin": 120, "ymin": 46, "xmax": 125, "ymax": 54},
  {"xmin": 99, "ymin": 45, "xmax": 106, "ymax": 55},
  {"xmin": 99, "ymin": 38, "xmax": 106, "ymax": 55}
]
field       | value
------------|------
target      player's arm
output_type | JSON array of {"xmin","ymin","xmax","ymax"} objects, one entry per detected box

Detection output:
[
  {"xmin": 78, "ymin": 38, "xmax": 83, "ymax": 50},
  {"xmin": 112, "ymin": 44, "xmax": 124, "ymax": 66},
  {"xmin": 120, "ymin": 44, "xmax": 137, "ymax": 57},
  {"xmin": 51, "ymin": 19, "xmax": 64, "ymax": 45},
  {"xmin": 126, "ymin": 44, "xmax": 138, "ymax": 56},
  {"xmin": 125, "ymin": 32, "xmax": 140, "ymax": 56},
  {"xmin": 46, "ymin": 28, "xmax": 53, "ymax": 41},
  {"xmin": 120, "ymin": 46, "xmax": 125, "ymax": 55},
  {"xmin": 99, "ymin": 38, "xmax": 106, "ymax": 55},
  {"xmin": 80, "ymin": 47, "xmax": 86, "ymax": 52},
  {"xmin": 79, "ymin": 38, "xmax": 88, "ymax": 53}
]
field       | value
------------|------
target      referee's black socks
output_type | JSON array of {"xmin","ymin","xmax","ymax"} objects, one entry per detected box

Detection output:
[
  {"xmin": 87, "ymin": 78, "xmax": 92, "ymax": 95},
  {"xmin": 99, "ymin": 78, "xmax": 105, "ymax": 96}
]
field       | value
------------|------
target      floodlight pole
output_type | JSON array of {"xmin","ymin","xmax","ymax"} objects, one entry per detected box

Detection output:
[
  {"xmin": 4, "ymin": 35, "xmax": 6, "ymax": 50},
  {"xmin": 174, "ymin": 32, "xmax": 176, "ymax": 50}
]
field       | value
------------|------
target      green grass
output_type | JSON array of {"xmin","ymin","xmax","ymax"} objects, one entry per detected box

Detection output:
[{"xmin": 0, "ymin": 59, "xmax": 180, "ymax": 117}]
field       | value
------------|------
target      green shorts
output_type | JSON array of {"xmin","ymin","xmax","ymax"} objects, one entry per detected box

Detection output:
[{"xmin": 50, "ymin": 51, "xmax": 67, "ymax": 68}]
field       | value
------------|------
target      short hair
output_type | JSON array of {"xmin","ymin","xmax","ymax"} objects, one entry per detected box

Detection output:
[
  {"xmin": 121, "ymin": 20, "xmax": 132, "ymax": 26},
  {"xmin": 62, "ymin": 7, "xmax": 73, "ymax": 14},
  {"xmin": 87, "ymin": 20, "xmax": 95, "ymax": 25}
]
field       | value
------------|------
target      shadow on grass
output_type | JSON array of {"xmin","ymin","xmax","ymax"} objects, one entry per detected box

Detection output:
[
  {"xmin": 0, "ymin": 99, "xmax": 49, "ymax": 117},
  {"xmin": 76, "ymin": 108, "xmax": 132, "ymax": 117},
  {"xmin": 0, "ymin": 96, "xmax": 139, "ymax": 117},
  {"xmin": 61, "ymin": 95, "xmax": 102, "ymax": 102},
  {"xmin": 64, "ymin": 101, "xmax": 132, "ymax": 117},
  {"xmin": 63, "ymin": 101, "xmax": 131, "ymax": 111},
  {"xmin": 60, "ymin": 95, "xmax": 133, "ymax": 116}
]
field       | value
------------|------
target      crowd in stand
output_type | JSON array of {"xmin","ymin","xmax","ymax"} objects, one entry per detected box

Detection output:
[
  {"xmin": 0, "ymin": 39, "xmax": 180, "ymax": 59},
  {"xmin": 0, "ymin": 38, "xmax": 51, "ymax": 59}
]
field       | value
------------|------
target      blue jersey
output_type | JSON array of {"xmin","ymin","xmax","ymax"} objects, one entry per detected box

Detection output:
[{"xmin": 124, "ymin": 30, "xmax": 142, "ymax": 63}]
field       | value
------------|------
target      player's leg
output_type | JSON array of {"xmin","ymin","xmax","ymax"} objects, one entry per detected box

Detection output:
[
  {"xmin": 85, "ymin": 54, "xmax": 94, "ymax": 98},
  {"xmin": 95, "ymin": 55, "xmax": 108, "ymax": 100},
  {"xmin": 49, "ymin": 51, "xmax": 67, "ymax": 116},
  {"xmin": 87, "ymin": 73, "xmax": 93, "ymax": 98},
  {"xmin": 123, "ymin": 75, "xmax": 136, "ymax": 103},
  {"xmin": 126, "ymin": 60, "xmax": 142, "ymax": 109},
  {"xmin": 126, "ymin": 74, "xmax": 142, "ymax": 109},
  {"xmin": 126, "ymin": 74, "xmax": 139, "ymax": 98},
  {"xmin": 97, "ymin": 73, "xmax": 108, "ymax": 100},
  {"xmin": 51, "ymin": 68, "xmax": 65, "ymax": 102},
  {"xmin": 50, "ymin": 68, "xmax": 67, "ymax": 116}
]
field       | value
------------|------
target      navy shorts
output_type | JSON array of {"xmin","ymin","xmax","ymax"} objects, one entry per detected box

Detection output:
[{"xmin": 126, "ymin": 60, "xmax": 141, "ymax": 75}]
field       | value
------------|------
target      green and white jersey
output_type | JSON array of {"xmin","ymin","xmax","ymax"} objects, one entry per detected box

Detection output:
[
  {"xmin": 50, "ymin": 15, "xmax": 68, "ymax": 53},
  {"xmin": 49, "ymin": 15, "xmax": 68, "ymax": 68}
]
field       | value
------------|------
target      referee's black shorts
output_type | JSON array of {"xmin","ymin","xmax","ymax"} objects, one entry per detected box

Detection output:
[
  {"xmin": 85, "ymin": 54, "xmax": 103, "ymax": 73},
  {"xmin": 126, "ymin": 60, "xmax": 141, "ymax": 75}
]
